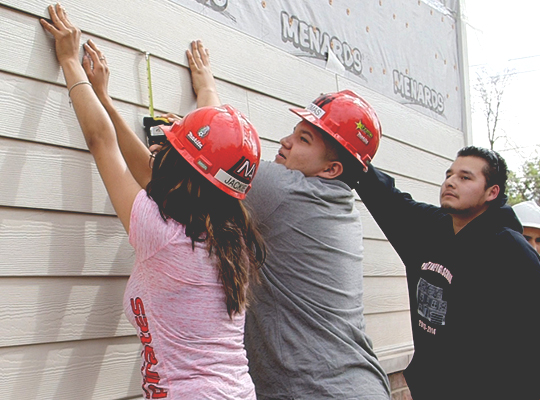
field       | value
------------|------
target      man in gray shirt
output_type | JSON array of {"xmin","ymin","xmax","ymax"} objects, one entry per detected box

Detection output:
[
  {"xmin": 186, "ymin": 40, "xmax": 391, "ymax": 399},
  {"xmin": 244, "ymin": 160, "xmax": 389, "ymax": 399}
]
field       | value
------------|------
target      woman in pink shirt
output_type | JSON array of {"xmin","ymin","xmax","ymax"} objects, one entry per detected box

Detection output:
[{"xmin": 41, "ymin": 4, "xmax": 264, "ymax": 399}]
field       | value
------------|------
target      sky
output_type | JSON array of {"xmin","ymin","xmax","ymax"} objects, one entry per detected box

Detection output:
[{"xmin": 463, "ymin": 0, "xmax": 540, "ymax": 173}]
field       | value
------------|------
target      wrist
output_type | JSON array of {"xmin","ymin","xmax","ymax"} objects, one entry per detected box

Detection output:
[
  {"xmin": 197, "ymin": 87, "xmax": 217, "ymax": 95},
  {"xmin": 59, "ymin": 57, "xmax": 82, "ymax": 71},
  {"xmin": 98, "ymin": 93, "xmax": 114, "ymax": 109},
  {"xmin": 94, "ymin": 89, "xmax": 111, "ymax": 102},
  {"xmin": 60, "ymin": 58, "xmax": 86, "ymax": 83}
]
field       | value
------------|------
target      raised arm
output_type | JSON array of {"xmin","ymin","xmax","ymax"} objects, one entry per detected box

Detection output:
[
  {"xmin": 82, "ymin": 39, "xmax": 153, "ymax": 188},
  {"xmin": 353, "ymin": 165, "xmax": 443, "ymax": 256},
  {"xmin": 40, "ymin": 3, "xmax": 141, "ymax": 233},
  {"xmin": 186, "ymin": 40, "xmax": 221, "ymax": 107}
]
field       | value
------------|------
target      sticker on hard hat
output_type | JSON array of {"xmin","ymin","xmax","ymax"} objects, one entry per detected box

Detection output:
[
  {"xmin": 196, "ymin": 159, "xmax": 209, "ymax": 171},
  {"xmin": 357, "ymin": 132, "xmax": 369, "ymax": 145},
  {"xmin": 232, "ymin": 157, "xmax": 257, "ymax": 181},
  {"xmin": 356, "ymin": 121, "xmax": 373, "ymax": 138},
  {"xmin": 187, "ymin": 131, "xmax": 204, "ymax": 150},
  {"xmin": 306, "ymin": 103, "xmax": 326, "ymax": 119},
  {"xmin": 197, "ymin": 125, "xmax": 210, "ymax": 138},
  {"xmin": 215, "ymin": 169, "xmax": 249, "ymax": 194}
]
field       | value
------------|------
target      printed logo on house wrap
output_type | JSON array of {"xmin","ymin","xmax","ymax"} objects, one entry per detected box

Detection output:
[
  {"xmin": 169, "ymin": 0, "xmax": 462, "ymax": 129},
  {"xmin": 393, "ymin": 69, "xmax": 445, "ymax": 115},
  {"xmin": 280, "ymin": 11, "xmax": 363, "ymax": 76}
]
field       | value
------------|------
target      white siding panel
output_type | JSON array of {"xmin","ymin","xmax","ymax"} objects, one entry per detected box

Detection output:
[
  {"xmin": 0, "ymin": 7, "xmax": 191, "ymax": 116},
  {"xmin": 0, "ymin": 137, "xmax": 114, "ymax": 214},
  {"xmin": 0, "ymin": 277, "xmax": 133, "ymax": 347},
  {"xmin": 0, "ymin": 70, "xmax": 248, "ymax": 152},
  {"xmin": 374, "ymin": 138, "xmax": 449, "ymax": 185},
  {"xmin": 363, "ymin": 239, "xmax": 405, "ymax": 277},
  {"xmin": 358, "ymin": 202, "xmax": 387, "ymax": 240},
  {"xmin": 365, "ymin": 310, "xmax": 413, "ymax": 353},
  {"xmin": 0, "ymin": 337, "xmax": 141, "ymax": 400},
  {"xmin": 0, "ymin": 5, "xmax": 61, "ymax": 84},
  {"xmin": 0, "ymin": 71, "xmax": 148, "ymax": 151},
  {"xmin": 0, "ymin": 72, "xmax": 89, "ymax": 149},
  {"xmin": 260, "ymin": 139, "xmax": 280, "ymax": 162},
  {"xmin": 366, "ymin": 311, "xmax": 414, "ymax": 374},
  {"xmin": 391, "ymin": 174, "xmax": 442, "ymax": 204},
  {"xmin": 0, "ymin": 71, "xmax": 173, "ymax": 153},
  {"xmin": 197, "ymin": 79, "xmax": 251, "ymax": 119},
  {"xmin": 0, "ymin": 207, "xmax": 133, "ymax": 276},
  {"xmin": 357, "ymin": 174, "xmax": 441, "ymax": 253},
  {"xmin": 247, "ymin": 90, "xmax": 300, "ymax": 144},
  {"xmin": 363, "ymin": 276, "xmax": 409, "ymax": 315},
  {"xmin": 377, "ymin": 344, "xmax": 415, "ymax": 375},
  {"xmin": 0, "ymin": 7, "xmax": 248, "ymax": 122}
]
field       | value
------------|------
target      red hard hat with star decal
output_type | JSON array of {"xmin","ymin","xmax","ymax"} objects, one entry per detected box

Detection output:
[{"xmin": 290, "ymin": 90, "xmax": 382, "ymax": 171}]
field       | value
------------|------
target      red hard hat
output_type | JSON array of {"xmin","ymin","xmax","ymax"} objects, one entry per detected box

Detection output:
[
  {"xmin": 290, "ymin": 90, "xmax": 382, "ymax": 171},
  {"xmin": 155, "ymin": 105, "xmax": 261, "ymax": 199}
]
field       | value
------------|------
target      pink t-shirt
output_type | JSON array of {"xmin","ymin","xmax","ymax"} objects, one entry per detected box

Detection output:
[{"xmin": 124, "ymin": 190, "xmax": 255, "ymax": 399}]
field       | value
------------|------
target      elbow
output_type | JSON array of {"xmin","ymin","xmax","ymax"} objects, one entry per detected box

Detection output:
[{"xmin": 84, "ymin": 122, "xmax": 117, "ymax": 154}]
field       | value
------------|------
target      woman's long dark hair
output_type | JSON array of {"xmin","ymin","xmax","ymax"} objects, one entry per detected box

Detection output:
[{"xmin": 146, "ymin": 143, "xmax": 265, "ymax": 318}]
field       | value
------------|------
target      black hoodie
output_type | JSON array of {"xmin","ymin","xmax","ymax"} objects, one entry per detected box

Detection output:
[{"xmin": 355, "ymin": 165, "xmax": 540, "ymax": 400}]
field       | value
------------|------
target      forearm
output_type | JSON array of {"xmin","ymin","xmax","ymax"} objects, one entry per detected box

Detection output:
[
  {"xmin": 41, "ymin": 4, "xmax": 142, "ymax": 233},
  {"xmin": 98, "ymin": 94, "xmax": 152, "ymax": 187},
  {"xmin": 196, "ymin": 87, "xmax": 221, "ymax": 108},
  {"xmin": 354, "ymin": 165, "xmax": 439, "ymax": 243},
  {"xmin": 61, "ymin": 59, "xmax": 116, "ymax": 151}
]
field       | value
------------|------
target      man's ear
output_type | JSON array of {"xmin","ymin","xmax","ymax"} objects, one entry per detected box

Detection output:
[
  {"xmin": 486, "ymin": 184, "xmax": 500, "ymax": 202},
  {"xmin": 317, "ymin": 161, "xmax": 343, "ymax": 180}
]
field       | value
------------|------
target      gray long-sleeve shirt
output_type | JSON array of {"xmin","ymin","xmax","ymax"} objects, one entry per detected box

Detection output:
[{"xmin": 244, "ymin": 161, "xmax": 390, "ymax": 399}]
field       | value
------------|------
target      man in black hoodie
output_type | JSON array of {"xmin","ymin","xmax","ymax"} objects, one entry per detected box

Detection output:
[{"xmin": 355, "ymin": 146, "xmax": 540, "ymax": 399}]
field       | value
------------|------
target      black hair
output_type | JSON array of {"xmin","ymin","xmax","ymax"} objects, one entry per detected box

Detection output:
[
  {"xmin": 319, "ymin": 131, "xmax": 366, "ymax": 187},
  {"xmin": 146, "ymin": 142, "xmax": 266, "ymax": 317},
  {"xmin": 456, "ymin": 145, "xmax": 508, "ymax": 206}
]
